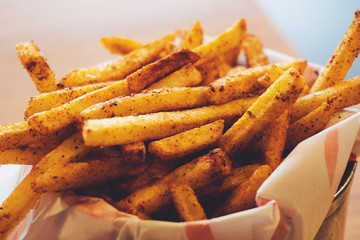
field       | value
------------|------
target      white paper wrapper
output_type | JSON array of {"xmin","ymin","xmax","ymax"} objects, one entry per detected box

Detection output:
[{"xmin": 2, "ymin": 50, "xmax": 359, "ymax": 240}]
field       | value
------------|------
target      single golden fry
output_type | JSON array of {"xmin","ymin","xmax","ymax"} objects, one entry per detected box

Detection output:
[
  {"xmin": 287, "ymin": 96, "xmax": 342, "ymax": 149},
  {"xmin": 61, "ymin": 31, "xmax": 180, "ymax": 87},
  {"xmin": 242, "ymin": 34, "xmax": 269, "ymax": 67},
  {"xmin": 25, "ymin": 81, "xmax": 113, "ymax": 118},
  {"xmin": 169, "ymin": 180, "xmax": 207, "ymax": 221},
  {"xmin": 193, "ymin": 19, "xmax": 247, "ymax": 66},
  {"xmin": 197, "ymin": 164, "xmax": 260, "ymax": 197},
  {"xmin": 148, "ymin": 120, "xmax": 224, "ymax": 161},
  {"xmin": 118, "ymin": 141, "xmax": 146, "ymax": 164},
  {"xmin": 83, "ymin": 96, "xmax": 257, "ymax": 147},
  {"xmin": 126, "ymin": 49, "xmax": 200, "ymax": 93},
  {"xmin": 0, "ymin": 122, "xmax": 74, "ymax": 151},
  {"xmin": 220, "ymin": 67, "xmax": 305, "ymax": 156},
  {"xmin": 213, "ymin": 165, "xmax": 272, "ymax": 217},
  {"xmin": 208, "ymin": 60, "xmax": 307, "ymax": 105},
  {"xmin": 181, "ymin": 21, "xmax": 204, "ymax": 50},
  {"xmin": 261, "ymin": 109, "xmax": 290, "ymax": 170},
  {"xmin": 16, "ymin": 41, "xmax": 58, "ymax": 93},
  {"xmin": 291, "ymin": 75, "xmax": 360, "ymax": 122},
  {"xmin": 27, "ymin": 79, "xmax": 129, "ymax": 134},
  {"xmin": 257, "ymin": 65, "xmax": 284, "ymax": 88},
  {"xmin": 226, "ymin": 65, "xmax": 248, "ymax": 76},
  {"xmin": 81, "ymin": 86, "xmax": 209, "ymax": 120},
  {"xmin": 0, "ymin": 142, "xmax": 58, "ymax": 165},
  {"xmin": 146, "ymin": 64, "xmax": 202, "ymax": 90},
  {"xmin": 100, "ymin": 36, "xmax": 143, "ymax": 55},
  {"xmin": 115, "ymin": 148, "xmax": 231, "ymax": 215},
  {"xmin": 0, "ymin": 132, "xmax": 91, "ymax": 238},
  {"xmin": 33, "ymin": 157, "xmax": 146, "ymax": 193},
  {"xmin": 310, "ymin": 10, "xmax": 360, "ymax": 92}
]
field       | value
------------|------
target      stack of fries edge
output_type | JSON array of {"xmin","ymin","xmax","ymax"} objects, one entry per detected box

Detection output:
[{"xmin": 0, "ymin": 9, "xmax": 360, "ymax": 239}]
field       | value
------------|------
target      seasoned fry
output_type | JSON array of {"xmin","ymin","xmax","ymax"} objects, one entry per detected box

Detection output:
[
  {"xmin": 256, "ymin": 65, "xmax": 284, "ymax": 88},
  {"xmin": 148, "ymin": 120, "xmax": 224, "ymax": 178},
  {"xmin": 27, "ymin": 79, "xmax": 129, "ymax": 134},
  {"xmin": 0, "ymin": 121, "xmax": 75, "ymax": 151},
  {"xmin": 197, "ymin": 164, "xmax": 260, "ymax": 197},
  {"xmin": 126, "ymin": 49, "xmax": 200, "ymax": 93},
  {"xmin": 0, "ymin": 142, "xmax": 58, "ymax": 165},
  {"xmin": 261, "ymin": 110, "xmax": 290, "ymax": 170},
  {"xmin": 83, "ymin": 96, "xmax": 257, "ymax": 147},
  {"xmin": 25, "ymin": 81, "xmax": 114, "ymax": 118},
  {"xmin": 287, "ymin": 96, "xmax": 342, "ymax": 149},
  {"xmin": 226, "ymin": 65, "xmax": 247, "ymax": 76},
  {"xmin": 310, "ymin": 10, "xmax": 360, "ymax": 93},
  {"xmin": 181, "ymin": 21, "xmax": 203, "ymax": 50},
  {"xmin": 81, "ymin": 86, "xmax": 209, "ymax": 120},
  {"xmin": 33, "ymin": 157, "xmax": 146, "ymax": 193},
  {"xmin": 16, "ymin": 41, "xmax": 58, "ymax": 93},
  {"xmin": 146, "ymin": 64, "xmax": 202, "ymax": 90},
  {"xmin": 193, "ymin": 19, "xmax": 247, "ymax": 66},
  {"xmin": 220, "ymin": 67, "xmax": 305, "ymax": 156},
  {"xmin": 242, "ymin": 34, "xmax": 269, "ymax": 67},
  {"xmin": 291, "ymin": 75, "xmax": 360, "ymax": 123},
  {"xmin": 169, "ymin": 180, "xmax": 207, "ymax": 221},
  {"xmin": 61, "ymin": 31, "xmax": 180, "ymax": 87},
  {"xmin": 118, "ymin": 141, "xmax": 146, "ymax": 164},
  {"xmin": 0, "ymin": 132, "xmax": 91, "ymax": 238},
  {"xmin": 100, "ymin": 36, "xmax": 143, "ymax": 55},
  {"xmin": 148, "ymin": 120, "xmax": 224, "ymax": 161},
  {"xmin": 213, "ymin": 165, "xmax": 272, "ymax": 217},
  {"xmin": 208, "ymin": 60, "xmax": 307, "ymax": 105},
  {"xmin": 115, "ymin": 148, "xmax": 231, "ymax": 215},
  {"xmin": 197, "ymin": 57, "xmax": 230, "ymax": 86}
]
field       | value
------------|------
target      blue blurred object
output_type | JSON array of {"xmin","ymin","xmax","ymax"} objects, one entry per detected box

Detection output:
[{"xmin": 255, "ymin": 0, "xmax": 360, "ymax": 79}]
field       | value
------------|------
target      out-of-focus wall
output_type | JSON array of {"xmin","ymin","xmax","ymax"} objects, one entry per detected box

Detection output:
[{"xmin": 255, "ymin": 0, "xmax": 360, "ymax": 78}]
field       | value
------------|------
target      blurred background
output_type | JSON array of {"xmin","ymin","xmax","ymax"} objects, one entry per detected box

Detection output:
[{"xmin": 0, "ymin": 0, "xmax": 359, "ymax": 238}]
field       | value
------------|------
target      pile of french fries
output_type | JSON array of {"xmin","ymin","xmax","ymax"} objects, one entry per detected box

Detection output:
[{"xmin": 1, "ymin": 10, "xmax": 360, "ymax": 238}]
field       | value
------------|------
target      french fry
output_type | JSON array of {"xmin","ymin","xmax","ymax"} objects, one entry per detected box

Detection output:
[
  {"xmin": 196, "ymin": 164, "xmax": 260, "ymax": 197},
  {"xmin": 226, "ymin": 65, "xmax": 248, "ymax": 76},
  {"xmin": 25, "ymin": 81, "xmax": 114, "ymax": 118},
  {"xmin": 257, "ymin": 65, "xmax": 284, "ymax": 88},
  {"xmin": 261, "ymin": 109, "xmax": 290, "ymax": 170},
  {"xmin": 126, "ymin": 49, "xmax": 200, "ymax": 93},
  {"xmin": 0, "ymin": 132, "xmax": 92, "ymax": 238},
  {"xmin": 208, "ymin": 60, "xmax": 307, "ymax": 105},
  {"xmin": 193, "ymin": 19, "xmax": 247, "ymax": 66},
  {"xmin": 115, "ymin": 148, "xmax": 231, "ymax": 216},
  {"xmin": 146, "ymin": 64, "xmax": 202, "ymax": 90},
  {"xmin": 197, "ymin": 57, "xmax": 225, "ymax": 86},
  {"xmin": 82, "ymin": 96, "xmax": 257, "ymax": 147},
  {"xmin": 310, "ymin": 10, "xmax": 360, "ymax": 93},
  {"xmin": 286, "ymin": 96, "xmax": 342, "ymax": 149},
  {"xmin": 213, "ymin": 165, "xmax": 272, "ymax": 217},
  {"xmin": 181, "ymin": 21, "xmax": 203, "ymax": 50},
  {"xmin": 148, "ymin": 120, "xmax": 224, "ymax": 178},
  {"xmin": 100, "ymin": 36, "xmax": 143, "ymax": 55},
  {"xmin": 16, "ymin": 41, "xmax": 58, "ymax": 93},
  {"xmin": 241, "ymin": 34, "xmax": 269, "ymax": 67},
  {"xmin": 220, "ymin": 67, "xmax": 305, "ymax": 156},
  {"xmin": 27, "ymin": 79, "xmax": 129, "ymax": 134},
  {"xmin": 61, "ymin": 31, "xmax": 180, "ymax": 87},
  {"xmin": 0, "ymin": 121, "xmax": 75, "ymax": 151},
  {"xmin": 148, "ymin": 120, "xmax": 224, "ymax": 161},
  {"xmin": 169, "ymin": 180, "xmax": 207, "ymax": 221},
  {"xmin": 81, "ymin": 86, "xmax": 209, "ymax": 120},
  {"xmin": 0, "ymin": 142, "xmax": 58, "ymax": 165},
  {"xmin": 291, "ymin": 75, "xmax": 360, "ymax": 123},
  {"xmin": 33, "ymin": 157, "xmax": 146, "ymax": 193},
  {"xmin": 118, "ymin": 141, "xmax": 146, "ymax": 164}
]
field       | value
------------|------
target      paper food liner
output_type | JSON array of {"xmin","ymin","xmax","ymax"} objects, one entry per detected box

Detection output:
[{"xmin": 1, "ymin": 50, "xmax": 359, "ymax": 240}]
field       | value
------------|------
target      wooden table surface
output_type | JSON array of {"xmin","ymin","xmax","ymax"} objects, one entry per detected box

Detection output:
[{"xmin": 0, "ymin": 1, "xmax": 358, "ymax": 239}]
